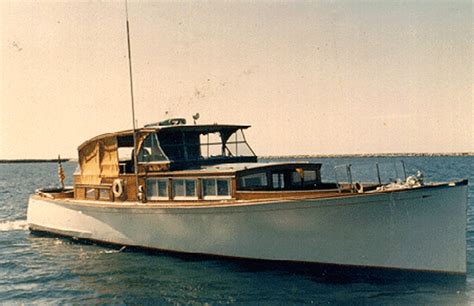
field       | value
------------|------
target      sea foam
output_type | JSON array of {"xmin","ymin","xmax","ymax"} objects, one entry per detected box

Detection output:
[{"xmin": 0, "ymin": 219, "xmax": 28, "ymax": 231}]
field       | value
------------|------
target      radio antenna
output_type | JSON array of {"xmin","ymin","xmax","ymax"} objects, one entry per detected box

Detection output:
[{"xmin": 125, "ymin": 0, "xmax": 140, "ymax": 199}]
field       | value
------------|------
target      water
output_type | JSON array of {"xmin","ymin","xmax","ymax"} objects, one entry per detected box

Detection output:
[{"xmin": 0, "ymin": 157, "xmax": 472, "ymax": 304}]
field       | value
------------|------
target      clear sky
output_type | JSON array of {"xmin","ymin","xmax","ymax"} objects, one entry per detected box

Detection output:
[{"xmin": 1, "ymin": 1, "xmax": 472, "ymax": 159}]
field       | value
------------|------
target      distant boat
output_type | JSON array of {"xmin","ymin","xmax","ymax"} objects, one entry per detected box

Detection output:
[{"xmin": 27, "ymin": 119, "xmax": 468, "ymax": 275}]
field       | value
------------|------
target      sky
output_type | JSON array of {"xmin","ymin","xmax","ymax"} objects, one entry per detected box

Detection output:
[{"xmin": 0, "ymin": 0, "xmax": 472, "ymax": 159}]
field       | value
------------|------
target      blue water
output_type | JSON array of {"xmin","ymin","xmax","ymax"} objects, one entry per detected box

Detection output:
[{"xmin": 0, "ymin": 157, "xmax": 472, "ymax": 304}]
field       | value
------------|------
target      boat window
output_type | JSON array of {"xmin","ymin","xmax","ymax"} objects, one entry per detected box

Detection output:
[
  {"xmin": 272, "ymin": 173, "xmax": 285, "ymax": 189},
  {"xmin": 138, "ymin": 134, "xmax": 168, "ymax": 163},
  {"xmin": 217, "ymin": 179, "xmax": 230, "ymax": 196},
  {"xmin": 291, "ymin": 171, "xmax": 302, "ymax": 186},
  {"xmin": 291, "ymin": 170, "xmax": 318, "ymax": 187},
  {"xmin": 159, "ymin": 132, "xmax": 185, "ymax": 161},
  {"xmin": 304, "ymin": 170, "xmax": 317, "ymax": 182},
  {"xmin": 202, "ymin": 178, "xmax": 231, "ymax": 199},
  {"xmin": 224, "ymin": 129, "xmax": 255, "ymax": 157},
  {"xmin": 158, "ymin": 128, "xmax": 256, "ymax": 165},
  {"xmin": 200, "ymin": 133, "xmax": 224, "ymax": 158},
  {"xmin": 203, "ymin": 178, "xmax": 216, "ymax": 196},
  {"xmin": 238, "ymin": 173, "xmax": 268, "ymax": 188},
  {"xmin": 172, "ymin": 179, "xmax": 197, "ymax": 199},
  {"xmin": 146, "ymin": 178, "xmax": 168, "ymax": 200},
  {"xmin": 184, "ymin": 132, "xmax": 201, "ymax": 161},
  {"xmin": 200, "ymin": 129, "xmax": 255, "ymax": 159}
]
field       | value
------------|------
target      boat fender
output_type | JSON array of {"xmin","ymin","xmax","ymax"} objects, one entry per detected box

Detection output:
[
  {"xmin": 112, "ymin": 179, "xmax": 124, "ymax": 198},
  {"xmin": 138, "ymin": 185, "xmax": 146, "ymax": 203},
  {"xmin": 354, "ymin": 182, "xmax": 364, "ymax": 193}
]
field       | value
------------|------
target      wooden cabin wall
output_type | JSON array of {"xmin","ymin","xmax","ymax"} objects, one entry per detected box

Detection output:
[
  {"xmin": 231, "ymin": 178, "xmax": 237, "ymax": 198},
  {"xmin": 235, "ymin": 190, "xmax": 340, "ymax": 200},
  {"xmin": 119, "ymin": 174, "xmax": 145, "ymax": 202},
  {"xmin": 75, "ymin": 186, "xmax": 86, "ymax": 199}
]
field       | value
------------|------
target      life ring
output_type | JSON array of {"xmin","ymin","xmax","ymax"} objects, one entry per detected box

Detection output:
[
  {"xmin": 354, "ymin": 182, "xmax": 364, "ymax": 193},
  {"xmin": 112, "ymin": 179, "xmax": 124, "ymax": 198}
]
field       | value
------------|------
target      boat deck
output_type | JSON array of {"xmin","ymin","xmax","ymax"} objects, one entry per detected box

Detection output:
[{"xmin": 32, "ymin": 180, "xmax": 467, "ymax": 209}]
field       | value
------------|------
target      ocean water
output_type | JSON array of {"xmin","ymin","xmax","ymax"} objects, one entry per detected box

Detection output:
[{"xmin": 0, "ymin": 156, "xmax": 472, "ymax": 304}]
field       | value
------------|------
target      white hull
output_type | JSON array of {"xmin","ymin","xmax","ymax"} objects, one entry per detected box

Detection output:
[{"xmin": 27, "ymin": 183, "xmax": 467, "ymax": 274}]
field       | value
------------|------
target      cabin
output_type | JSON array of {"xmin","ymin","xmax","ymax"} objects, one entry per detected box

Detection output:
[{"xmin": 73, "ymin": 121, "xmax": 333, "ymax": 202}]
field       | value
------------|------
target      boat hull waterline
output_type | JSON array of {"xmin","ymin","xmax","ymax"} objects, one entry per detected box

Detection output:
[{"xmin": 27, "ymin": 182, "xmax": 467, "ymax": 274}]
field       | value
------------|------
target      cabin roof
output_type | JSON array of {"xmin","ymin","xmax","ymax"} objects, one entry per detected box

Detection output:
[
  {"xmin": 162, "ymin": 161, "xmax": 320, "ymax": 175},
  {"xmin": 158, "ymin": 124, "xmax": 251, "ymax": 134},
  {"xmin": 77, "ymin": 124, "xmax": 251, "ymax": 151},
  {"xmin": 77, "ymin": 128, "xmax": 156, "ymax": 151}
]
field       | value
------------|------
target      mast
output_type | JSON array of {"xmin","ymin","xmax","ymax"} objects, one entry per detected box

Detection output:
[{"xmin": 125, "ymin": 0, "xmax": 140, "ymax": 198}]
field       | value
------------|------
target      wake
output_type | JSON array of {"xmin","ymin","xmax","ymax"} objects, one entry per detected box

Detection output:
[{"xmin": 0, "ymin": 219, "xmax": 28, "ymax": 232}]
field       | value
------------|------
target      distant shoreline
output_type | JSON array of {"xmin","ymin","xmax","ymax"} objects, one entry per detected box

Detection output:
[
  {"xmin": 0, "ymin": 153, "xmax": 472, "ymax": 163},
  {"xmin": 0, "ymin": 159, "xmax": 70, "ymax": 164}
]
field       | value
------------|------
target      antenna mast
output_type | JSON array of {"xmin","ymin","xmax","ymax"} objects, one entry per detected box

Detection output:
[{"xmin": 125, "ymin": 0, "xmax": 140, "ymax": 199}]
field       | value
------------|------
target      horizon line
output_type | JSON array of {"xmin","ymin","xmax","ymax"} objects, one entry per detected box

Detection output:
[{"xmin": 1, "ymin": 152, "xmax": 473, "ymax": 163}]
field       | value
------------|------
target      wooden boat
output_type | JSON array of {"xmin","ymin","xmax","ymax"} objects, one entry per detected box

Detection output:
[{"xmin": 27, "ymin": 120, "xmax": 468, "ymax": 274}]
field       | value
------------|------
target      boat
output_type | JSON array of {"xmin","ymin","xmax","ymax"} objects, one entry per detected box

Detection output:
[
  {"xmin": 27, "ymin": 119, "xmax": 468, "ymax": 274},
  {"xmin": 27, "ymin": 2, "xmax": 468, "ymax": 275}
]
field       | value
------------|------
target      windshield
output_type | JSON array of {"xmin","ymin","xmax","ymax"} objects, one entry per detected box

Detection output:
[
  {"xmin": 138, "ymin": 133, "xmax": 168, "ymax": 163},
  {"xmin": 158, "ymin": 128, "xmax": 255, "ymax": 163}
]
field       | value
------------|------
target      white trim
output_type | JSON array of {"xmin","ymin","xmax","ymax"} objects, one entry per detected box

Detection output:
[
  {"xmin": 148, "ymin": 195, "xmax": 170, "ymax": 201},
  {"xmin": 173, "ymin": 196, "xmax": 199, "ymax": 201},
  {"xmin": 202, "ymin": 195, "xmax": 232, "ymax": 200}
]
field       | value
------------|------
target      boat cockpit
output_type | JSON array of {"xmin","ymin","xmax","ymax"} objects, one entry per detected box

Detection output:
[
  {"xmin": 73, "ymin": 120, "xmax": 338, "ymax": 202},
  {"xmin": 113, "ymin": 124, "xmax": 257, "ymax": 173},
  {"xmin": 156, "ymin": 124, "xmax": 257, "ymax": 169}
]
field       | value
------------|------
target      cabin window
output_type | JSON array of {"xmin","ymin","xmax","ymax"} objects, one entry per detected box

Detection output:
[
  {"xmin": 291, "ymin": 171, "xmax": 302, "ymax": 186},
  {"xmin": 291, "ymin": 170, "xmax": 319, "ymax": 187},
  {"xmin": 238, "ymin": 173, "xmax": 268, "ymax": 188},
  {"xmin": 138, "ymin": 134, "xmax": 168, "ymax": 163},
  {"xmin": 146, "ymin": 178, "xmax": 169, "ymax": 200},
  {"xmin": 202, "ymin": 178, "xmax": 231, "ymax": 199},
  {"xmin": 158, "ymin": 132, "xmax": 201, "ymax": 162},
  {"xmin": 272, "ymin": 173, "xmax": 285, "ymax": 189},
  {"xmin": 158, "ymin": 128, "xmax": 256, "ymax": 165},
  {"xmin": 200, "ymin": 132, "xmax": 224, "ymax": 158},
  {"xmin": 225, "ymin": 129, "xmax": 255, "ymax": 157},
  {"xmin": 172, "ymin": 179, "xmax": 197, "ymax": 199},
  {"xmin": 199, "ymin": 130, "xmax": 255, "ymax": 159}
]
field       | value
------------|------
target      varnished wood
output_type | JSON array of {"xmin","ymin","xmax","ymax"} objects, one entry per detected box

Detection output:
[{"xmin": 236, "ymin": 190, "xmax": 344, "ymax": 201}]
